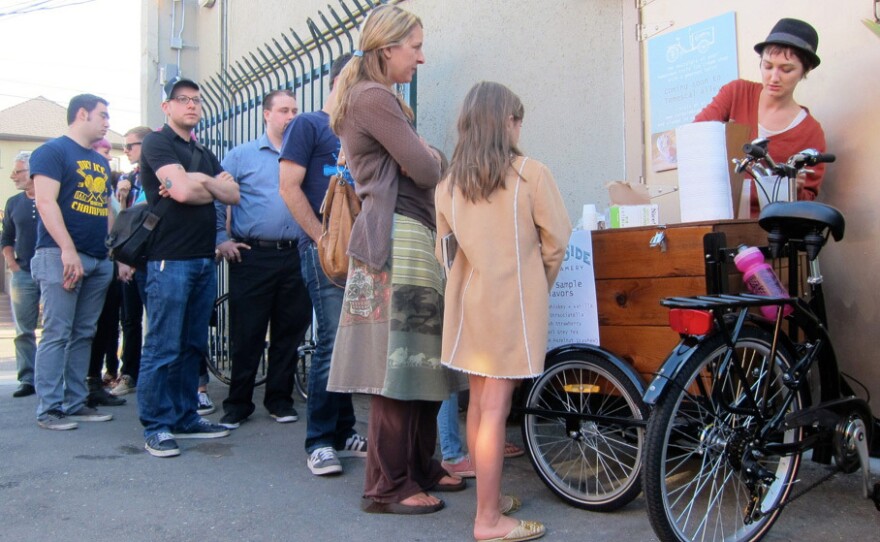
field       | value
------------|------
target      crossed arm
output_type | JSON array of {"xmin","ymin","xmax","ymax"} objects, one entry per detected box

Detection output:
[{"xmin": 155, "ymin": 163, "xmax": 239, "ymax": 205}]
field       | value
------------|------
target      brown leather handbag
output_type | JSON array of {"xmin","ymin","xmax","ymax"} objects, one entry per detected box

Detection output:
[{"xmin": 318, "ymin": 151, "xmax": 360, "ymax": 286}]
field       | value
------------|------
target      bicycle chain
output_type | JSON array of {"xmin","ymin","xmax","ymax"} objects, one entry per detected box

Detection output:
[{"xmin": 752, "ymin": 466, "xmax": 838, "ymax": 519}]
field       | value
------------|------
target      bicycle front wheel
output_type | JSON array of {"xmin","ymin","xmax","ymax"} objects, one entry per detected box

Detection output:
[
  {"xmin": 522, "ymin": 351, "xmax": 646, "ymax": 511},
  {"xmin": 643, "ymin": 326, "xmax": 803, "ymax": 542}
]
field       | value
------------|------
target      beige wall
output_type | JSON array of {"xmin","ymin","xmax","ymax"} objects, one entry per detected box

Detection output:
[
  {"xmin": 146, "ymin": 0, "xmax": 638, "ymax": 222},
  {"xmin": 640, "ymin": 0, "xmax": 880, "ymax": 414}
]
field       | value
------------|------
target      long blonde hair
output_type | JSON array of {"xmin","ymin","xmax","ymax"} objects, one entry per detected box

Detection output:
[
  {"xmin": 330, "ymin": 5, "xmax": 422, "ymax": 134},
  {"xmin": 447, "ymin": 81, "xmax": 525, "ymax": 202}
]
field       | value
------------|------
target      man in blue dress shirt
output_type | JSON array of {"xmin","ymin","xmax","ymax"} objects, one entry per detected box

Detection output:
[{"xmin": 216, "ymin": 90, "xmax": 313, "ymax": 428}]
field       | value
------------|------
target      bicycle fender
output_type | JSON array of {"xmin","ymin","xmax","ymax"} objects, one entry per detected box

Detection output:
[
  {"xmin": 545, "ymin": 343, "xmax": 647, "ymax": 396},
  {"xmin": 642, "ymin": 336, "xmax": 702, "ymax": 405}
]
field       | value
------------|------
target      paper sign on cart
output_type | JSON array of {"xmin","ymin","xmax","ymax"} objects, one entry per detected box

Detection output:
[{"xmin": 547, "ymin": 230, "xmax": 600, "ymax": 349}]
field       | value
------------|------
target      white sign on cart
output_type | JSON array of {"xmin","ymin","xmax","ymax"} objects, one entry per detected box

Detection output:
[{"xmin": 547, "ymin": 230, "xmax": 601, "ymax": 349}]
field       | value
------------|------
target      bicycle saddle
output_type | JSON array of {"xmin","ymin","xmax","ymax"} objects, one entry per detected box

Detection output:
[{"xmin": 758, "ymin": 201, "xmax": 845, "ymax": 260}]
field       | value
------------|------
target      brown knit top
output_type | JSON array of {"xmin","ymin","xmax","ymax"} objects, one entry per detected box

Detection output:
[{"xmin": 337, "ymin": 81, "xmax": 441, "ymax": 269}]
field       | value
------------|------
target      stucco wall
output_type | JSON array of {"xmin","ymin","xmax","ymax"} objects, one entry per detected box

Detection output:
[{"xmin": 146, "ymin": 0, "xmax": 632, "ymax": 222}]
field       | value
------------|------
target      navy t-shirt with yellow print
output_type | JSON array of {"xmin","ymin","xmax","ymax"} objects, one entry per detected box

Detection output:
[{"xmin": 29, "ymin": 135, "xmax": 111, "ymax": 259}]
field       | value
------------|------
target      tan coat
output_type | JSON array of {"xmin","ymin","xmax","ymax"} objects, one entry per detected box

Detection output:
[{"xmin": 435, "ymin": 156, "xmax": 572, "ymax": 378}]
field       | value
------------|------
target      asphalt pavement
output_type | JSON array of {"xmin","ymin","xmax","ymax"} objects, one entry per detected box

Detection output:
[{"xmin": 0, "ymin": 294, "xmax": 878, "ymax": 541}]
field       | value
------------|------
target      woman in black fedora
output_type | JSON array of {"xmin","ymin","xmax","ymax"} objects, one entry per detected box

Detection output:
[{"xmin": 695, "ymin": 18, "xmax": 826, "ymax": 217}]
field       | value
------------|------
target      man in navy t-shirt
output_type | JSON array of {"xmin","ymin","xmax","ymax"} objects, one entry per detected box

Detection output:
[
  {"xmin": 29, "ymin": 94, "xmax": 115, "ymax": 430},
  {"xmin": 279, "ymin": 53, "xmax": 368, "ymax": 476}
]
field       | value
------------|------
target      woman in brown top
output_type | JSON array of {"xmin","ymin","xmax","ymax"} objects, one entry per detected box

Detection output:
[
  {"xmin": 327, "ymin": 5, "xmax": 466, "ymax": 515},
  {"xmin": 436, "ymin": 82, "xmax": 570, "ymax": 541}
]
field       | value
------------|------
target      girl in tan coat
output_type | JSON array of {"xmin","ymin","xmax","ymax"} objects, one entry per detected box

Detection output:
[{"xmin": 435, "ymin": 82, "xmax": 571, "ymax": 542}]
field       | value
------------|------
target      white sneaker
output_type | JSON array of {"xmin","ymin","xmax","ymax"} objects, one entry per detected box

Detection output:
[
  {"xmin": 110, "ymin": 375, "xmax": 136, "ymax": 396},
  {"xmin": 197, "ymin": 392, "xmax": 215, "ymax": 416}
]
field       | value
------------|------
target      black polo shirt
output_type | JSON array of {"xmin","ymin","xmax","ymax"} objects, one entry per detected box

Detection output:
[
  {"xmin": 1, "ymin": 193, "xmax": 37, "ymax": 272},
  {"xmin": 140, "ymin": 125, "xmax": 224, "ymax": 260}
]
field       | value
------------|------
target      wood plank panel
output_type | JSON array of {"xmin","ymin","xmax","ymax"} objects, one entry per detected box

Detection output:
[
  {"xmin": 596, "ymin": 276, "xmax": 706, "ymax": 326},
  {"xmin": 592, "ymin": 225, "xmax": 712, "ymax": 280}
]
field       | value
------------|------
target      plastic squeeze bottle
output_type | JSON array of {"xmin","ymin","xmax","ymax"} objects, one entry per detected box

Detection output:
[{"xmin": 733, "ymin": 245, "xmax": 793, "ymax": 319}]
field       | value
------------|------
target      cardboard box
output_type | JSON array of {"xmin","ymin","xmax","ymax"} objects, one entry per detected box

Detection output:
[{"xmin": 609, "ymin": 204, "xmax": 659, "ymax": 228}]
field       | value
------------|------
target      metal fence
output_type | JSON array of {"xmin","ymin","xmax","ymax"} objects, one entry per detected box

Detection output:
[{"xmin": 195, "ymin": 0, "xmax": 411, "ymax": 161}]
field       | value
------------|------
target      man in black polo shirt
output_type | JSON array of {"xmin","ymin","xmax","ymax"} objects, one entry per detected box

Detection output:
[{"xmin": 136, "ymin": 78, "xmax": 239, "ymax": 458}]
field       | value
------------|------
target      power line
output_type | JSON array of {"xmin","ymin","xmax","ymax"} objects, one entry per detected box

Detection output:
[{"xmin": 0, "ymin": 0, "xmax": 97, "ymax": 18}]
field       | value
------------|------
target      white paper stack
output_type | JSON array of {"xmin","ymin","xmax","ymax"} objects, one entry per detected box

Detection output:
[{"xmin": 675, "ymin": 122, "xmax": 734, "ymax": 222}]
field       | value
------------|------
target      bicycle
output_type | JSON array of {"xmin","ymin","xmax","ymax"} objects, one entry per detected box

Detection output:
[{"xmin": 641, "ymin": 143, "xmax": 880, "ymax": 542}]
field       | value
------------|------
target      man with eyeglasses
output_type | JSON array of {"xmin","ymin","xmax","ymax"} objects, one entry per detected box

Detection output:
[
  {"xmin": 108, "ymin": 126, "xmax": 153, "ymax": 398},
  {"xmin": 136, "ymin": 78, "xmax": 239, "ymax": 458},
  {"xmin": 28, "ymin": 94, "xmax": 115, "ymax": 430},
  {"xmin": 2, "ymin": 151, "xmax": 39, "ymax": 398}
]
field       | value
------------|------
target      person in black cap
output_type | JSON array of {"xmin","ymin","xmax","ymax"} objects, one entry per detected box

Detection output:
[
  {"xmin": 695, "ymin": 18, "xmax": 827, "ymax": 217},
  {"xmin": 135, "ymin": 76, "xmax": 240, "ymax": 457}
]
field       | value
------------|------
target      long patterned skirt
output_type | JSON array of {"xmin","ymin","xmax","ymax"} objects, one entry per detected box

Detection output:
[{"xmin": 327, "ymin": 214, "xmax": 466, "ymax": 401}]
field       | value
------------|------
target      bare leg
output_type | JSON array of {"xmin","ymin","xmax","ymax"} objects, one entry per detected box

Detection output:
[{"xmin": 469, "ymin": 374, "xmax": 520, "ymax": 541}]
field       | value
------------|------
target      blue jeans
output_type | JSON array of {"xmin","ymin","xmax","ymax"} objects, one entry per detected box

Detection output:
[
  {"xmin": 438, "ymin": 392, "xmax": 465, "ymax": 461},
  {"xmin": 300, "ymin": 243, "xmax": 356, "ymax": 453},
  {"xmin": 137, "ymin": 259, "xmax": 215, "ymax": 438},
  {"xmin": 10, "ymin": 269, "xmax": 41, "ymax": 386},
  {"xmin": 31, "ymin": 248, "xmax": 112, "ymax": 418}
]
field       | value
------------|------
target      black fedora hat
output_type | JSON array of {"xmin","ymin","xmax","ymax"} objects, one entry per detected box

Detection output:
[{"xmin": 754, "ymin": 18, "xmax": 820, "ymax": 69}]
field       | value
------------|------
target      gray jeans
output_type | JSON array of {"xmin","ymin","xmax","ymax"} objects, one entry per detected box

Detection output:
[{"xmin": 31, "ymin": 248, "xmax": 112, "ymax": 419}]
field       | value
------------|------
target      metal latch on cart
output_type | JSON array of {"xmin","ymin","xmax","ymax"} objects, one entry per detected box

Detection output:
[{"xmin": 649, "ymin": 228, "xmax": 667, "ymax": 253}]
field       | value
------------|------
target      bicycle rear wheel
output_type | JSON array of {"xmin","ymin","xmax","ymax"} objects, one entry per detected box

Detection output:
[
  {"xmin": 522, "ymin": 350, "xmax": 647, "ymax": 511},
  {"xmin": 643, "ymin": 326, "xmax": 803, "ymax": 542},
  {"xmin": 205, "ymin": 294, "xmax": 268, "ymax": 387}
]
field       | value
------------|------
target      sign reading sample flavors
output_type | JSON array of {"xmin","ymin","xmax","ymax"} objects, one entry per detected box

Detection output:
[{"xmin": 547, "ymin": 230, "xmax": 600, "ymax": 349}]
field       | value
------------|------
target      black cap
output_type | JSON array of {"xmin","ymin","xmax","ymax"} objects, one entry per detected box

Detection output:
[
  {"xmin": 163, "ymin": 77, "xmax": 200, "ymax": 100},
  {"xmin": 754, "ymin": 18, "xmax": 820, "ymax": 69}
]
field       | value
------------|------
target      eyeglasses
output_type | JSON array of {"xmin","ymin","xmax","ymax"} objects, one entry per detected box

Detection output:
[
  {"xmin": 11, "ymin": 169, "xmax": 28, "ymax": 175},
  {"xmin": 123, "ymin": 142, "xmax": 142, "ymax": 151},
  {"xmin": 169, "ymin": 95, "xmax": 203, "ymax": 106}
]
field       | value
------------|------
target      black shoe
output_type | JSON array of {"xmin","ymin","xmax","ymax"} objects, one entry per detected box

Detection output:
[
  {"xmin": 269, "ymin": 406, "xmax": 299, "ymax": 423},
  {"xmin": 13, "ymin": 383, "xmax": 35, "ymax": 398},
  {"xmin": 219, "ymin": 411, "xmax": 249, "ymax": 429},
  {"xmin": 87, "ymin": 387, "xmax": 127, "ymax": 407}
]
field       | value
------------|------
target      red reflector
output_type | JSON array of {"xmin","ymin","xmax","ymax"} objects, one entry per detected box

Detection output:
[{"xmin": 669, "ymin": 309, "xmax": 713, "ymax": 335}]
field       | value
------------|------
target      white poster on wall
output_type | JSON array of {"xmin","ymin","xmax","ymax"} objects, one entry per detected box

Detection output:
[{"xmin": 547, "ymin": 230, "xmax": 600, "ymax": 350}]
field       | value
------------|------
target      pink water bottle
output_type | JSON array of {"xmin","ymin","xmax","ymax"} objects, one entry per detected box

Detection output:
[{"xmin": 733, "ymin": 245, "xmax": 793, "ymax": 319}]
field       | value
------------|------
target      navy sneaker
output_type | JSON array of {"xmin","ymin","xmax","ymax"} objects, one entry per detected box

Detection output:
[
  {"xmin": 173, "ymin": 419, "xmax": 230, "ymax": 439},
  {"xmin": 196, "ymin": 392, "xmax": 215, "ymax": 416},
  {"xmin": 336, "ymin": 434, "xmax": 368, "ymax": 458},
  {"xmin": 145, "ymin": 432, "xmax": 180, "ymax": 457}
]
